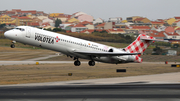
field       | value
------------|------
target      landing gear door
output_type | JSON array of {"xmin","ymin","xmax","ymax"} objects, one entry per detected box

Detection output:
[{"xmin": 26, "ymin": 28, "xmax": 31, "ymax": 38}]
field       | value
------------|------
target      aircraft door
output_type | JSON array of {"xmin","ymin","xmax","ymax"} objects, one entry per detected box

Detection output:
[{"xmin": 26, "ymin": 28, "xmax": 31, "ymax": 38}]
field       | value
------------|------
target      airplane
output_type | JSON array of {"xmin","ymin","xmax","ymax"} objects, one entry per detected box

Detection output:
[{"xmin": 4, "ymin": 26, "xmax": 168, "ymax": 66}]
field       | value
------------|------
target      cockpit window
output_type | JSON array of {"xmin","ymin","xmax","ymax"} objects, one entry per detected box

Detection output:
[{"xmin": 14, "ymin": 28, "xmax": 25, "ymax": 31}]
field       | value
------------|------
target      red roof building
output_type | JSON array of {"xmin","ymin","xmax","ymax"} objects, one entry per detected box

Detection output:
[
  {"xmin": 175, "ymin": 17, "xmax": 180, "ymax": 20},
  {"xmin": 8, "ymin": 9, "xmax": 40, "ymax": 16},
  {"xmin": 96, "ymin": 23, "xmax": 105, "ymax": 27},
  {"xmin": 80, "ymin": 21, "xmax": 93, "ymax": 25},
  {"xmin": 73, "ymin": 23, "xmax": 86, "ymax": 27},
  {"xmin": 27, "ymin": 22, "xmax": 40, "ymax": 27},
  {"xmin": 164, "ymin": 32, "xmax": 179, "ymax": 36},
  {"xmin": 80, "ymin": 29, "xmax": 94, "ymax": 34},
  {"xmin": 68, "ymin": 24, "xmax": 75, "ymax": 27},
  {"xmin": 151, "ymin": 21, "xmax": 164, "ymax": 24},
  {"xmin": 11, "ymin": 9, "xmax": 22, "ymax": 15},
  {"xmin": 151, "ymin": 21, "xmax": 164, "ymax": 27},
  {"xmin": 12, "ymin": 9, "xmax": 21, "ymax": 12},
  {"xmin": 18, "ymin": 16, "xmax": 31, "ymax": 19},
  {"xmin": 175, "ymin": 27, "xmax": 180, "ymax": 30},
  {"xmin": 11, "ymin": 15, "xmax": 18, "ymax": 18},
  {"xmin": 133, "ymin": 17, "xmax": 150, "ymax": 23},
  {"xmin": 149, "ymin": 31, "xmax": 166, "ymax": 39},
  {"xmin": 72, "ymin": 23, "xmax": 87, "ymax": 33},
  {"xmin": 21, "ymin": 10, "xmax": 37, "ymax": 15},
  {"xmin": 14, "ymin": 16, "xmax": 32, "ymax": 26},
  {"xmin": 139, "ymin": 30, "xmax": 155, "ymax": 35},
  {"xmin": 42, "ymin": 22, "xmax": 50, "ymax": 27},
  {"xmin": 130, "ymin": 26, "xmax": 151, "ymax": 30},
  {"xmin": 95, "ymin": 23, "xmax": 105, "ymax": 29},
  {"xmin": 174, "ymin": 20, "xmax": 180, "ymax": 23},
  {"xmin": 163, "ymin": 31, "xmax": 180, "ymax": 39},
  {"xmin": 165, "ymin": 26, "xmax": 175, "ymax": 33},
  {"xmin": 134, "ymin": 18, "xmax": 145, "ymax": 21},
  {"xmin": 5, "ymin": 11, "xmax": 16, "ymax": 14},
  {"xmin": 106, "ymin": 28, "xmax": 125, "ymax": 34}
]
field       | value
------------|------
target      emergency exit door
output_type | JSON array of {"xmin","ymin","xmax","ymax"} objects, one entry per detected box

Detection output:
[{"xmin": 26, "ymin": 28, "xmax": 31, "ymax": 38}]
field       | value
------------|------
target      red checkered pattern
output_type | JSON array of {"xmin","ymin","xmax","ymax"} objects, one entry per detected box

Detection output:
[
  {"xmin": 125, "ymin": 34, "xmax": 154, "ymax": 57},
  {"xmin": 134, "ymin": 55, "xmax": 143, "ymax": 63},
  {"xmin": 125, "ymin": 34, "xmax": 155, "ymax": 63}
]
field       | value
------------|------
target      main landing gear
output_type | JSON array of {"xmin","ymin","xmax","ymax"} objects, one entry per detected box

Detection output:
[
  {"xmin": 74, "ymin": 60, "xmax": 95, "ymax": 66},
  {"xmin": 72, "ymin": 57, "xmax": 96, "ymax": 66},
  {"xmin": 74, "ymin": 57, "xmax": 81, "ymax": 66},
  {"xmin": 74, "ymin": 60, "xmax": 81, "ymax": 66},
  {"xmin": 88, "ymin": 60, "xmax": 95, "ymax": 66},
  {"xmin": 73, "ymin": 57, "xmax": 96, "ymax": 66}
]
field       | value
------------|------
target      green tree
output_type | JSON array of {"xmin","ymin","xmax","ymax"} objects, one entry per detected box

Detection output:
[
  {"xmin": 0, "ymin": 24, "xmax": 6, "ymax": 29},
  {"xmin": 55, "ymin": 18, "xmax": 62, "ymax": 28},
  {"xmin": 152, "ymin": 46, "xmax": 162, "ymax": 55},
  {"xmin": 46, "ymin": 28, "xmax": 52, "ymax": 31},
  {"xmin": 53, "ymin": 28, "xmax": 62, "ymax": 32}
]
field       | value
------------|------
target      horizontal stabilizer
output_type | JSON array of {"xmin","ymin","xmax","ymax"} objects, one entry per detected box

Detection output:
[{"xmin": 140, "ymin": 37, "xmax": 169, "ymax": 42}]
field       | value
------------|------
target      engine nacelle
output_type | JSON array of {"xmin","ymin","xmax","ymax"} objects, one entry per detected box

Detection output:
[
  {"xmin": 117, "ymin": 55, "xmax": 129, "ymax": 61},
  {"xmin": 108, "ymin": 48, "xmax": 143, "ymax": 63},
  {"xmin": 117, "ymin": 55, "xmax": 143, "ymax": 63}
]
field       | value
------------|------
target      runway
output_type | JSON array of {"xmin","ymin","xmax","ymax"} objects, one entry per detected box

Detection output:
[
  {"xmin": 0, "ymin": 72, "xmax": 180, "ymax": 101},
  {"xmin": 0, "ymin": 61, "xmax": 179, "ymax": 66},
  {"xmin": 0, "ymin": 61, "xmax": 87, "ymax": 66},
  {"xmin": 1, "ymin": 61, "xmax": 180, "ymax": 100},
  {"xmin": 0, "ymin": 84, "xmax": 180, "ymax": 101}
]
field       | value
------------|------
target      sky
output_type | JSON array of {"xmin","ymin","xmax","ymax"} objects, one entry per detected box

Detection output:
[{"xmin": 1, "ymin": 0, "xmax": 180, "ymax": 21}]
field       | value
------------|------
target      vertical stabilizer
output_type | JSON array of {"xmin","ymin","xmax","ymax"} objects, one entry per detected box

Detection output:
[{"xmin": 125, "ymin": 34, "xmax": 155, "ymax": 57}]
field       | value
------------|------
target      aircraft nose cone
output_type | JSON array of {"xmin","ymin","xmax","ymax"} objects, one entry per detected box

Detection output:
[
  {"xmin": 4, "ymin": 31, "xmax": 9, "ymax": 38},
  {"xmin": 4, "ymin": 30, "xmax": 13, "ymax": 39}
]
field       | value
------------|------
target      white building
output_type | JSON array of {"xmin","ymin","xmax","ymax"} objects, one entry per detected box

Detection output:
[
  {"xmin": 71, "ymin": 23, "xmax": 87, "ymax": 33},
  {"xmin": 109, "ymin": 17, "xmax": 122, "ymax": 23},
  {"xmin": 93, "ymin": 18, "xmax": 104, "ymax": 24}
]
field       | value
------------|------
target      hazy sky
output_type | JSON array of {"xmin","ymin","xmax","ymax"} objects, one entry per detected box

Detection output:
[{"xmin": 1, "ymin": 0, "xmax": 180, "ymax": 20}]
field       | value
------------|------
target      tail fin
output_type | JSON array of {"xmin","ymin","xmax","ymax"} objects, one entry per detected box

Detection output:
[
  {"xmin": 125, "ymin": 34, "xmax": 168, "ymax": 63},
  {"xmin": 124, "ymin": 34, "xmax": 155, "ymax": 57}
]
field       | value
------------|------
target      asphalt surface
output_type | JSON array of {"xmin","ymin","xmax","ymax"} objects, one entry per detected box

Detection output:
[
  {"xmin": 0, "ymin": 61, "xmax": 88, "ymax": 66},
  {"xmin": 0, "ymin": 61, "xmax": 179, "ymax": 66},
  {"xmin": 1, "ymin": 60, "xmax": 180, "ymax": 101},
  {"xmin": 0, "ymin": 84, "xmax": 180, "ymax": 101}
]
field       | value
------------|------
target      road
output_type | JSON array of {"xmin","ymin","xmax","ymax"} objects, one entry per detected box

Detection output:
[{"xmin": 0, "ymin": 84, "xmax": 180, "ymax": 101}]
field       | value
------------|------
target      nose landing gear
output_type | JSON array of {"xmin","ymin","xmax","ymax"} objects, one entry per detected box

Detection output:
[
  {"xmin": 10, "ymin": 41, "xmax": 16, "ymax": 48},
  {"xmin": 10, "ymin": 44, "xmax": 15, "ymax": 48}
]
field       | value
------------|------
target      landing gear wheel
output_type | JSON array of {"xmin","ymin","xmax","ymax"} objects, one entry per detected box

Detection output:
[
  {"xmin": 88, "ymin": 61, "xmax": 95, "ymax": 66},
  {"xmin": 74, "ymin": 60, "xmax": 81, "ymax": 66},
  {"xmin": 11, "ymin": 44, "xmax": 15, "ymax": 48}
]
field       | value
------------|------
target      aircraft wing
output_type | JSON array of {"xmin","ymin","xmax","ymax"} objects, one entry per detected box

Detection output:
[{"xmin": 74, "ymin": 51, "xmax": 140, "ymax": 56}]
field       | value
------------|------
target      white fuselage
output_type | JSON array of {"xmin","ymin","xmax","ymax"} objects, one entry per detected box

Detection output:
[{"xmin": 4, "ymin": 26, "xmax": 135, "ymax": 64}]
